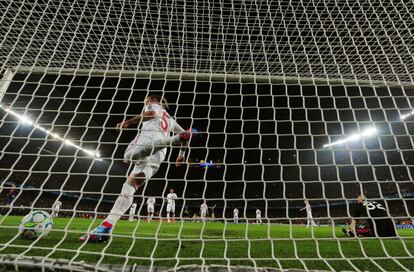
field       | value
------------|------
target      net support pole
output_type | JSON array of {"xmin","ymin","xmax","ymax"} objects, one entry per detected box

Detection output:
[{"xmin": 0, "ymin": 69, "xmax": 14, "ymax": 104}]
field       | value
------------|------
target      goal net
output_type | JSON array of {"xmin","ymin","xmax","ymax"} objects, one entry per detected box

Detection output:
[{"xmin": 0, "ymin": 0, "xmax": 413, "ymax": 271}]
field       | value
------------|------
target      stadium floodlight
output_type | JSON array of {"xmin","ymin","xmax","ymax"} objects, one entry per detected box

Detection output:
[
  {"xmin": 0, "ymin": 104, "xmax": 102, "ymax": 161},
  {"xmin": 400, "ymin": 110, "xmax": 414, "ymax": 120},
  {"xmin": 323, "ymin": 127, "xmax": 377, "ymax": 148}
]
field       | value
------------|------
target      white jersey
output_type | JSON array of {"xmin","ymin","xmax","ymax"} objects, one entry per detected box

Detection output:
[
  {"xmin": 200, "ymin": 203, "xmax": 208, "ymax": 211},
  {"xmin": 147, "ymin": 197, "xmax": 156, "ymax": 207},
  {"xmin": 138, "ymin": 103, "xmax": 184, "ymax": 140},
  {"xmin": 305, "ymin": 203, "xmax": 313, "ymax": 217},
  {"xmin": 167, "ymin": 193, "xmax": 177, "ymax": 205},
  {"xmin": 233, "ymin": 208, "xmax": 239, "ymax": 217},
  {"xmin": 256, "ymin": 209, "xmax": 261, "ymax": 217},
  {"xmin": 53, "ymin": 201, "xmax": 62, "ymax": 210},
  {"xmin": 129, "ymin": 203, "xmax": 137, "ymax": 214}
]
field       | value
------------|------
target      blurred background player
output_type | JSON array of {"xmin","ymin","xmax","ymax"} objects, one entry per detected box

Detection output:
[
  {"xmin": 209, "ymin": 203, "xmax": 216, "ymax": 220},
  {"xmin": 200, "ymin": 202, "xmax": 208, "ymax": 222},
  {"xmin": 166, "ymin": 188, "xmax": 177, "ymax": 223},
  {"xmin": 146, "ymin": 197, "xmax": 155, "ymax": 222},
  {"xmin": 300, "ymin": 200, "xmax": 316, "ymax": 228},
  {"xmin": 256, "ymin": 209, "xmax": 262, "ymax": 224},
  {"xmin": 233, "ymin": 208, "xmax": 239, "ymax": 224},
  {"xmin": 343, "ymin": 195, "xmax": 396, "ymax": 237},
  {"xmin": 128, "ymin": 203, "xmax": 137, "ymax": 222},
  {"xmin": 80, "ymin": 95, "xmax": 190, "ymax": 242},
  {"xmin": 5, "ymin": 182, "xmax": 17, "ymax": 206},
  {"xmin": 51, "ymin": 200, "xmax": 62, "ymax": 218}
]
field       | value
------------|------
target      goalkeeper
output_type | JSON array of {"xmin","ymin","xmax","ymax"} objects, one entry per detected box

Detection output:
[
  {"xmin": 80, "ymin": 95, "xmax": 191, "ymax": 242},
  {"xmin": 342, "ymin": 195, "xmax": 397, "ymax": 237}
]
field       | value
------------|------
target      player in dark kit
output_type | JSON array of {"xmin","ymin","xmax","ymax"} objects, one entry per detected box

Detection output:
[{"xmin": 343, "ymin": 195, "xmax": 397, "ymax": 237}]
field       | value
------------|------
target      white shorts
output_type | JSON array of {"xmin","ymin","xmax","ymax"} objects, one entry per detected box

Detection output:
[
  {"xmin": 200, "ymin": 210, "xmax": 207, "ymax": 217},
  {"xmin": 126, "ymin": 137, "xmax": 167, "ymax": 180},
  {"xmin": 129, "ymin": 210, "xmax": 136, "ymax": 215},
  {"xmin": 147, "ymin": 206, "xmax": 154, "ymax": 213},
  {"xmin": 167, "ymin": 204, "xmax": 175, "ymax": 213}
]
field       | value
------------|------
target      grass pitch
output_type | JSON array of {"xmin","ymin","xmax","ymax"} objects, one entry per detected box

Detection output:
[{"xmin": 0, "ymin": 215, "xmax": 413, "ymax": 271}]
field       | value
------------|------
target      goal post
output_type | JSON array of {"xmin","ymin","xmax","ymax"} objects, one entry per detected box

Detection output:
[{"xmin": 9, "ymin": 66, "xmax": 414, "ymax": 87}]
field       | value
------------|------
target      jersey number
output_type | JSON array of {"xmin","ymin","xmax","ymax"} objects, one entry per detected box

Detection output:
[
  {"xmin": 364, "ymin": 201, "xmax": 386, "ymax": 211},
  {"xmin": 160, "ymin": 112, "xmax": 170, "ymax": 131}
]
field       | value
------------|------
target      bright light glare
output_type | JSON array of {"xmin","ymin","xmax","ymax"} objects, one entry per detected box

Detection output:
[
  {"xmin": 64, "ymin": 139, "xmax": 75, "ymax": 146},
  {"xmin": 0, "ymin": 104, "xmax": 102, "ymax": 161},
  {"xmin": 323, "ymin": 127, "xmax": 377, "ymax": 148},
  {"xmin": 19, "ymin": 116, "xmax": 33, "ymax": 125},
  {"xmin": 400, "ymin": 110, "xmax": 414, "ymax": 120},
  {"xmin": 360, "ymin": 127, "xmax": 377, "ymax": 136}
]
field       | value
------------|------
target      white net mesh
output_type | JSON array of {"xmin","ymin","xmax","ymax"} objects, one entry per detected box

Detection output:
[
  {"xmin": 1, "ymin": 0, "xmax": 414, "ymax": 82},
  {"xmin": 0, "ymin": 0, "xmax": 414, "ymax": 271}
]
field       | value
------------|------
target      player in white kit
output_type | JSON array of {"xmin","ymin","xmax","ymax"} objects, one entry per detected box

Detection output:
[
  {"xmin": 146, "ymin": 197, "xmax": 156, "ymax": 222},
  {"xmin": 300, "ymin": 200, "xmax": 317, "ymax": 228},
  {"xmin": 166, "ymin": 188, "xmax": 178, "ymax": 223},
  {"xmin": 52, "ymin": 201, "xmax": 62, "ymax": 218},
  {"xmin": 200, "ymin": 202, "xmax": 208, "ymax": 222},
  {"xmin": 256, "ymin": 209, "xmax": 262, "ymax": 224},
  {"xmin": 233, "ymin": 208, "xmax": 239, "ymax": 224},
  {"xmin": 128, "ymin": 203, "xmax": 137, "ymax": 221},
  {"xmin": 80, "ymin": 95, "xmax": 191, "ymax": 242}
]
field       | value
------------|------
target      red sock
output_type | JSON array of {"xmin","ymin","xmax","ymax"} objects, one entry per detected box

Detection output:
[{"xmin": 101, "ymin": 221, "xmax": 113, "ymax": 228}]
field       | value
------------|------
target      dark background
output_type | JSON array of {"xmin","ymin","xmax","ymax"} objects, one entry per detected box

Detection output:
[{"xmin": 0, "ymin": 73, "xmax": 413, "ymax": 220}]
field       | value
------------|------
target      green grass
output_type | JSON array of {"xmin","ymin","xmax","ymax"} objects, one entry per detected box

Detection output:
[{"xmin": 0, "ymin": 215, "xmax": 413, "ymax": 271}]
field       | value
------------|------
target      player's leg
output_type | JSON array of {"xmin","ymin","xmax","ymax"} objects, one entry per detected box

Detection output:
[
  {"xmin": 166, "ymin": 205, "xmax": 171, "ymax": 223},
  {"xmin": 124, "ymin": 132, "xmax": 191, "ymax": 163},
  {"xmin": 150, "ymin": 207, "xmax": 154, "ymax": 221},
  {"xmin": 80, "ymin": 165, "xmax": 149, "ymax": 242},
  {"xmin": 171, "ymin": 206, "xmax": 176, "ymax": 223},
  {"xmin": 54, "ymin": 207, "xmax": 59, "ymax": 217}
]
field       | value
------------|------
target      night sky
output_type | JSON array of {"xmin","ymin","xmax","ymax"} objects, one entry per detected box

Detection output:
[{"xmin": 0, "ymin": 72, "xmax": 413, "ymax": 219}]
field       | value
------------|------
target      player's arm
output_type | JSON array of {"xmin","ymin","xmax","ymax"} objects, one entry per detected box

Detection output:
[
  {"xmin": 348, "ymin": 203, "xmax": 362, "ymax": 237},
  {"xmin": 173, "ymin": 122, "xmax": 188, "ymax": 166},
  {"xmin": 349, "ymin": 219, "xmax": 357, "ymax": 236},
  {"xmin": 173, "ymin": 122, "xmax": 186, "ymax": 133},
  {"xmin": 116, "ymin": 111, "xmax": 157, "ymax": 129}
]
